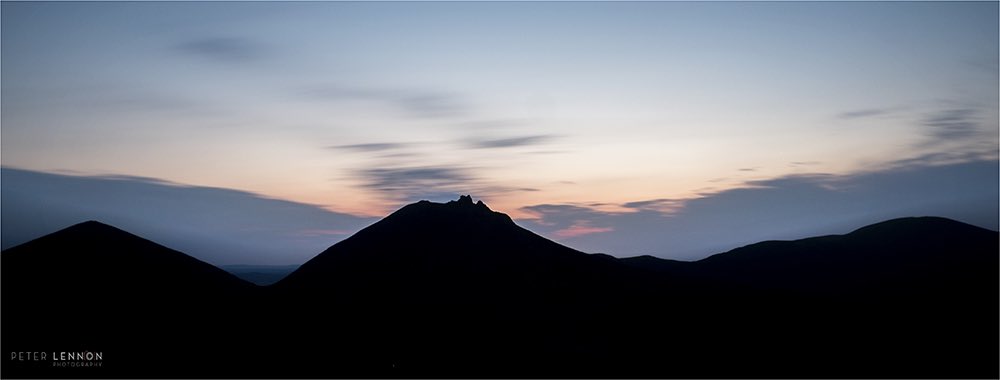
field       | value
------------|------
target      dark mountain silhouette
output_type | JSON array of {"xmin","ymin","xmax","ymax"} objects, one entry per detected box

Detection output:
[
  {"xmin": 620, "ymin": 216, "xmax": 999, "ymax": 378},
  {"xmin": 623, "ymin": 216, "xmax": 998, "ymax": 296},
  {"xmin": 270, "ymin": 196, "xmax": 652, "ymax": 377},
  {"xmin": 1, "ymin": 221, "xmax": 256, "ymax": 378},
  {"xmin": 277, "ymin": 195, "xmax": 634, "ymax": 298},
  {"xmin": 2, "ymin": 198, "xmax": 997, "ymax": 378},
  {"xmin": 2, "ymin": 221, "xmax": 253, "ymax": 292}
]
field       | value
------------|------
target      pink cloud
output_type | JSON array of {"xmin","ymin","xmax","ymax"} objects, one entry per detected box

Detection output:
[{"xmin": 553, "ymin": 224, "xmax": 614, "ymax": 239}]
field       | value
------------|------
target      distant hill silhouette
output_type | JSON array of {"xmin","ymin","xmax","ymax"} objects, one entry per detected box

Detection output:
[
  {"xmin": 2, "ymin": 198, "xmax": 997, "ymax": 378},
  {"xmin": 623, "ymin": 216, "xmax": 998, "ymax": 296},
  {"xmin": 620, "ymin": 216, "xmax": 999, "ymax": 378}
]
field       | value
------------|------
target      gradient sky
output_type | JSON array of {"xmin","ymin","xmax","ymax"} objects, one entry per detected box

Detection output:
[{"xmin": 2, "ymin": 1, "xmax": 998, "ymax": 265}]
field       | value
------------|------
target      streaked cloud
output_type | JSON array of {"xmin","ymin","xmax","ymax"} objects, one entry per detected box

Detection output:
[
  {"xmin": 521, "ymin": 204, "xmax": 616, "ymax": 239},
  {"xmin": 354, "ymin": 165, "xmax": 473, "ymax": 202},
  {"xmin": 300, "ymin": 85, "xmax": 468, "ymax": 119},
  {"xmin": 328, "ymin": 143, "xmax": 409, "ymax": 152},
  {"xmin": 921, "ymin": 108, "xmax": 982, "ymax": 141},
  {"xmin": 907, "ymin": 106, "xmax": 997, "ymax": 165},
  {"xmin": 455, "ymin": 119, "xmax": 528, "ymax": 130},
  {"xmin": 395, "ymin": 93, "xmax": 467, "ymax": 119},
  {"xmin": 360, "ymin": 166, "xmax": 470, "ymax": 188},
  {"xmin": 467, "ymin": 135, "xmax": 557, "ymax": 149},
  {"xmin": 553, "ymin": 225, "xmax": 614, "ymax": 239},
  {"xmin": 879, "ymin": 149, "xmax": 999, "ymax": 170},
  {"xmin": 174, "ymin": 36, "xmax": 266, "ymax": 63},
  {"xmin": 521, "ymin": 204, "xmax": 605, "ymax": 224},
  {"xmin": 790, "ymin": 161, "xmax": 822, "ymax": 167},
  {"xmin": 621, "ymin": 198, "xmax": 684, "ymax": 214},
  {"xmin": 836, "ymin": 107, "xmax": 895, "ymax": 119}
]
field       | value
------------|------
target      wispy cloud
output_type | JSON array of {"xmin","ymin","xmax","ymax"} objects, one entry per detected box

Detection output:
[
  {"xmin": 330, "ymin": 136, "xmax": 551, "ymax": 204},
  {"xmin": 922, "ymin": 108, "xmax": 982, "ymax": 141},
  {"xmin": 521, "ymin": 204, "xmax": 607, "ymax": 222},
  {"xmin": 300, "ymin": 85, "xmax": 467, "ymax": 119},
  {"xmin": 395, "ymin": 93, "xmax": 466, "ymax": 119},
  {"xmin": 360, "ymin": 166, "xmax": 470, "ymax": 189},
  {"xmin": 790, "ymin": 161, "xmax": 823, "ymax": 168},
  {"xmin": 890, "ymin": 103, "xmax": 998, "ymax": 167},
  {"xmin": 521, "ymin": 204, "xmax": 616, "ymax": 239},
  {"xmin": 328, "ymin": 143, "xmax": 409, "ymax": 152},
  {"xmin": 621, "ymin": 198, "xmax": 683, "ymax": 214},
  {"xmin": 174, "ymin": 37, "xmax": 266, "ymax": 63},
  {"xmin": 353, "ymin": 165, "xmax": 472, "ymax": 202},
  {"xmin": 455, "ymin": 119, "xmax": 528, "ymax": 130},
  {"xmin": 880, "ymin": 149, "xmax": 999, "ymax": 170},
  {"xmin": 837, "ymin": 107, "xmax": 895, "ymax": 119},
  {"xmin": 467, "ymin": 135, "xmax": 557, "ymax": 149},
  {"xmin": 553, "ymin": 224, "xmax": 614, "ymax": 239},
  {"xmin": 838, "ymin": 103, "xmax": 992, "ymax": 159}
]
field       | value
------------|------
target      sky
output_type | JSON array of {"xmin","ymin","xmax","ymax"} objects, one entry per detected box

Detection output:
[{"xmin": 2, "ymin": 1, "xmax": 998, "ymax": 265}]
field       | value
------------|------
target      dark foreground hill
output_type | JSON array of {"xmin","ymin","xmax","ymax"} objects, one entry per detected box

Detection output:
[
  {"xmin": 2, "ymin": 197, "xmax": 997, "ymax": 378},
  {"xmin": 1, "ymin": 221, "xmax": 256, "ymax": 378}
]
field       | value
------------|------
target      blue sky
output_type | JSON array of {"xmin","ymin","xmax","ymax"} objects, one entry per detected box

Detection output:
[{"xmin": 2, "ymin": 2, "xmax": 997, "ymax": 265}]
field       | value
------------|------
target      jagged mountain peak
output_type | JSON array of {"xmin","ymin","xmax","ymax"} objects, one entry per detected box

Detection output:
[
  {"xmin": 273, "ymin": 195, "xmax": 603, "ymax": 291},
  {"xmin": 381, "ymin": 195, "xmax": 512, "ymax": 229},
  {"xmin": 453, "ymin": 194, "xmax": 475, "ymax": 205}
]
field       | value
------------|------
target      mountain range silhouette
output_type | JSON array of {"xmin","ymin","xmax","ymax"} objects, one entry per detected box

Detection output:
[{"xmin": 2, "ymin": 196, "xmax": 997, "ymax": 378}]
